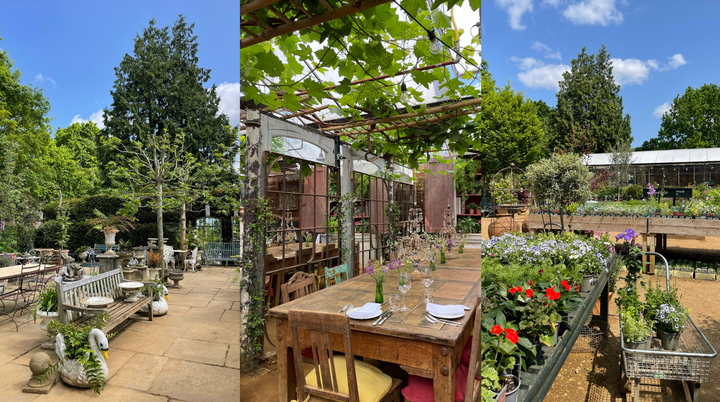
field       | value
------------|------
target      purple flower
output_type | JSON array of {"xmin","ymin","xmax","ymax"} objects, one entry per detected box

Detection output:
[
  {"xmin": 366, "ymin": 262, "xmax": 375, "ymax": 275},
  {"xmin": 648, "ymin": 183, "xmax": 656, "ymax": 196},
  {"xmin": 616, "ymin": 229, "xmax": 637, "ymax": 242},
  {"xmin": 0, "ymin": 221, "xmax": 4, "ymax": 231}
]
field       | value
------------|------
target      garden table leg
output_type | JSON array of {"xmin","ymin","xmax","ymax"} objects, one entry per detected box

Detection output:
[
  {"xmin": 633, "ymin": 378, "xmax": 641, "ymax": 402},
  {"xmin": 276, "ymin": 318, "xmax": 296, "ymax": 402},
  {"xmin": 647, "ymin": 235, "xmax": 656, "ymax": 274},
  {"xmin": 432, "ymin": 345, "xmax": 456, "ymax": 402}
]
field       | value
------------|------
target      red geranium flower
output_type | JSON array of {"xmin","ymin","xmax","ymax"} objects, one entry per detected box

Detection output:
[
  {"xmin": 509, "ymin": 286, "xmax": 523, "ymax": 295},
  {"xmin": 529, "ymin": 280, "xmax": 533, "ymax": 285},
  {"xmin": 504, "ymin": 328, "xmax": 519, "ymax": 344},
  {"xmin": 525, "ymin": 289, "xmax": 533, "ymax": 298},
  {"xmin": 509, "ymin": 287, "xmax": 518, "ymax": 294},
  {"xmin": 561, "ymin": 280, "xmax": 571, "ymax": 292},
  {"xmin": 546, "ymin": 286, "xmax": 560, "ymax": 301},
  {"xmin": 490, "ymin": 325, "xmax": 503, "ymax": 336}
]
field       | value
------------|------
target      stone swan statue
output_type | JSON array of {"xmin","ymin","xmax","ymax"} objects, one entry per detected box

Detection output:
[
  {"xmin": 138, "ymin": 285, "xmax": 169, "ymax": 316},
  {"xmin": 55, "ymin": 328, "xmax": 109, "ymax": 388}
]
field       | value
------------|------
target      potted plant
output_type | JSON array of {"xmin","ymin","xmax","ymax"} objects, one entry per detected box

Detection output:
[
  {"xmin": 139, "ymin": 275, "xmax": 169, "ymax": 316},
  {"xmin": 43, "ymin": 316, "xmax": 111, "ymax": 394},
  {"xmin": 467, "ymin": 202, "xmax": 479, "ymax": 215},
  {"xmin": 517, "ymin": 292, "xmax": 561, "ymax": 366},
  {"xmin": 621, "ymin": 307, "xmax": 652, "ymax": 350},
  {"xmin": 483, "ymin": 321, "xmax": 526, "ymax": 402},
  {"xmin": 32, "ymin": 284, "xmax": 59, "ymax": 331},
  {"xmin": 655, "ymin": 303, "xmax": 689, "ymax": 351},
  {"xmin": 87, "ymin": 209, "xmax": 135, "ymax": 254},
  {"xmin": 76, "ymin": 247, "xmax": 90, "ymax": 263}
]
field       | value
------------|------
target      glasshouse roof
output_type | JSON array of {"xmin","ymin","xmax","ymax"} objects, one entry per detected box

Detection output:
[{"xmin": 587, "ymin": 148, "xmax": 720, "ymax": 166}]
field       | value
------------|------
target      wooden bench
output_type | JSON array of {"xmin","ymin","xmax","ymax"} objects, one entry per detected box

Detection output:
[
  {"xmin": 54, "ymin": 268, "xmax": 154, "ymax": 333},
  {"xmin": 203, "ymin": 242, "xmax": 241, "ymax": 266}
]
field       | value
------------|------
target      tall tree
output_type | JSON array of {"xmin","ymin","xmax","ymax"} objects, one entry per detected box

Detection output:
[
  {"xmin": 608, "ymin": 140, "xmax": 634, "ymax": 200},
  {"xmin": 639, "ymin": 84, "xmax": 720, "ymax": 150},
  {"xmin": 552, "ymin": 45, "xmax": 632, "ymax": 154},
  {"xmin": 0, "ymin": 37, "xmax": 52, "ymax": 223},
  {"xmin": 98, "ymin": 15, "xmax": 236, "ymax": 181},
  {"xmin": 479, "ymin": 60, "xmax": 545, "ymax": 176}
]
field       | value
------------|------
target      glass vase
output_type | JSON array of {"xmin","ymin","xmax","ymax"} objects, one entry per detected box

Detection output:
[
  {"xmin": 375, "ymin": 281, "xmax": 384, "ymax": 303},
  {"xmin": 429, "ymin": 259, "xmax": 436, "ymax": 271},
  {"xmin": 459, "ymin": 245, "xmax": 464, "ymax": 254},
  {"xmin": 440, "ymin": 250, "xmax": 446, "ymax": 264}
]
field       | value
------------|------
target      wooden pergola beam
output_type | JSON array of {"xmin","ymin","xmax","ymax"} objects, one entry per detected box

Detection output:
[
  {"xmin": 241, "ymin": 0, "xmax": 281, "ymax": 17},
  {"xmin": 318, "ymin": 97, "xmax": 481, "ymax": 132},
  {"xmin": 348, "ymin": 108, "xmax": 478, "ymax": 135},
  {"xmin": 241, "ymin": 0, "xmax": 393, "ymax": 47},
  {"xmin": 266, "ymin": 4, "xmax": 295, "ymax": 26}
]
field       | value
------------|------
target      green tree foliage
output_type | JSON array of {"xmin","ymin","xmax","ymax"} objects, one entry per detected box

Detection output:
[
  {"xmin": 240, "ymin": 1, "xmax": 481, "ymax": 167},
  {"xmin": 98, "ymin": 15, "xmax": 237, "ymax": 179},
  {"xmin": 639, "ymin": 84, "xmax": 720, "ymax": 150},
  {"xmin": 0, "ymin": 37, "xmax": 52, "ymax": 224},
  {"xmin": 479, "ymin": 61, "xmax": 544, "ymax": 176},
  {"xmin": 552, "ymin": 46, "xmax": 632, "ymax": 154}
]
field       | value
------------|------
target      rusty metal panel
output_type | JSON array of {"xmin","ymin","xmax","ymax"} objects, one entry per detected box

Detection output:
[
  {"xmin": 301, "ymin": 166, "xmax": 328, "ymax": 232},
  {"xmin": 424, "ymin": 159, "xmax": 455, "ymax": 233}
]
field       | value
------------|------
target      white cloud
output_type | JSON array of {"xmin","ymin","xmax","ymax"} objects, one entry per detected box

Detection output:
[
  {"xmin": 216, "ymin": 82, "xmax": 240, "ymax": 127},
  {"xmin": 71, "ymin": 109, "xmax": 105, "ymax": 129},
  {"xmin": 512, "ymin": 57, "xmax": 570, "ymax": 90},
  {"xmin": 610, "ymin": 58, "xmax": 650, "ymax": 85},
  {"xmin": 542, "ymin": 0, "xmax": 565, "ymax": 6},
  {"xmin": 34, "ymin": 73, "xmax": 56, "ymax": 88},
  {"xmin": 531, "ymin": 41, "xmax": 562, "ymax": 60},
  {"xmin": 611, "ymin": 54, "xmax": 689, "ymax": 86},
  {"xmin": 653, "ymin": 101, "xmax": 671, "ymax": 118},
  {"xmin": 563, "ymin": 0, "xmax": 623, "ymax": 26},
  {"xmin": 496, "ymin": 0, "xmax": 534, "ymax": 30}
]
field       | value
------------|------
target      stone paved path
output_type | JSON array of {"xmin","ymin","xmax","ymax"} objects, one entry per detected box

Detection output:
[{"xmin": 0, "ymin": 266, "xmax": 241, "ymax": 402}]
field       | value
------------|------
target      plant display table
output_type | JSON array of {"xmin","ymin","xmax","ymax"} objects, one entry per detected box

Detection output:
[
  {"xmin": 619, "ymin": 253, "xmax": 717, "ymax": 402},
  {"xmin": 517, "ymin": 256, "xmax": 616, "ymax": 402}
]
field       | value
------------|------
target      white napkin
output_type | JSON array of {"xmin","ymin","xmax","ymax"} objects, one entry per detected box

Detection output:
[
  {"xmin": 347, "ymin": 303, "xmax": 381, "ymax": 319},
  {"xmin": 427, "ymin": 303, "xmax": 465, "ymax": 317}
]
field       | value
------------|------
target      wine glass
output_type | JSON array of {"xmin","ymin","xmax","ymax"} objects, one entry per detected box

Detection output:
[
  {"xmin": 397, "ymin": 271, "xmax": 412, "ymax": 311},
  {"xmin": 421, "ymin": 267, "xmax": 434, "ymax": 303},
  {"xmin": 389, "ymin": 294, "xmax": 401, "ymax": 312}
]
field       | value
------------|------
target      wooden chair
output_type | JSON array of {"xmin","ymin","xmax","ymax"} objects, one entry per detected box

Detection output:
[
  {"xmin": 324, "ymin": 263, "xmax": 348, "ymax": 288},
  {"xmin": 401, "ymin": 297, "xmax": 482, "ymax": 402},
  {"xmin": 288, "ymin": 310, "xmax": 402, "ymax": 402},
  {"xmin": 183, "ymin": 247, "xmax": 200, "ymax": 273},
  {"xmin": 281, "ymin": 272, "xmax": 317, "ymax": 304}
]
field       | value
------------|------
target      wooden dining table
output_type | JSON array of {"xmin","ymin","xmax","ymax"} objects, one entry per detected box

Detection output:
[
  {"xmin": 267, "ymin": 248, "xmax": 482, "ymax": 402},
  {"xmin": 0, "ymin": 264, "xmax": 61, "ymax": 281}
]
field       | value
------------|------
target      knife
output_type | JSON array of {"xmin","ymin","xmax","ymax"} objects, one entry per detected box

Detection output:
[
  {"xmin": 378, "ymin": 311, "xmax": 393, "ymax": 326},
  {"xmin": 373, "ymin": 310, "xmax": 390, "ymax": 325}
]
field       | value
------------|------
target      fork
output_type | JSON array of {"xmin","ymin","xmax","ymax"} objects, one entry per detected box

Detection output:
[
  {"xmin": 337, "ymin": 304, "xmax": 349, "ymax": 313},
  {"xmin": 426, "ymin": 314, "xmax": 461, "ymax": 326}
]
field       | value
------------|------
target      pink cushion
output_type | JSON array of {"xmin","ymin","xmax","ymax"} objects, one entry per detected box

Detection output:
[
  {"xmin": 301, "ymin": 347, "xmax": 314, "ymax": 359},
  {"xmin": 461, "ymin": 336, "xmax": 473, "ymax": 366},
  {"xmin": 401, "ymin": 364, "xmax": 469, "ymax": 402}
]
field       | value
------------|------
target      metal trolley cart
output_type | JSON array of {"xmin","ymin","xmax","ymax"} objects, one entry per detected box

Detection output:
[{"xmin": 620, "ymin": 252, "xmax": 717, "ymax": 401}]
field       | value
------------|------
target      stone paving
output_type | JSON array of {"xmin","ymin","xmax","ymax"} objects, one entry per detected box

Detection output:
[{"xmin": 0, "ymin": 266, "xmax": 241, "ymax": 402}]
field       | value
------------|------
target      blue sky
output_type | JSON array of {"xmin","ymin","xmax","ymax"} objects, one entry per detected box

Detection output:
[
  {"xmin": 0, "ymin": 0, "xmax": 239, "ymax": 133},
  {"xmin": 485, "ymin": 0, "xmax": 720, "ymax": 148}
]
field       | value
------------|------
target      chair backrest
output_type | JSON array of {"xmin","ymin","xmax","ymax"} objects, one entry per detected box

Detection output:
[
  {"xmin": 189, "ymin": 247, "xmax": 198, "ymax": 262},
  {"xmin": 163, "ymin": 245, "xmax": 174, "ymax": 258},
  {"xmin": 288, "ymin": 310, "xmax": 360, "ymax": 402},
  {"xmin": 465, "ymin": 297, "xmax": 483, "ymax": 402},
  {"xmin": 324, "ymin": 263, "xmax": 348, "ymax": 287},
  {"xmin": 281, "ymin": 271, "xmax": 317, "ymax": 304}
]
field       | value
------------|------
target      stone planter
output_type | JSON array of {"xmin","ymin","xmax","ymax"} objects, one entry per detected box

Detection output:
[
  {"xmin": 167, "ymin": 271, "xmax": 184, "ymax": 289},
  {"xmin": 674, "ymin": 270, "xmax": 694, "ymax": 279},
  {"xmin": 695, "ymin": 272, "xmax": 716, "ymax": 281},
  {"xmin": 36, "ymin": 310, "xmax": 59, "ymax": 331},
  {"xmin": 103, "ymin": 229, "xmax": 119, "ymax": 254},
  {"xmin": 78, "ymin": 252, "xmax": 88, "ymax": 263}
]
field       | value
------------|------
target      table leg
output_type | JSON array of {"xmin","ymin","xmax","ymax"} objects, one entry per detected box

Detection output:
[
  {"xmin": 641, "ymin": 233, "xmax": 648, "ymax": 272},
  {"xmin": 432, "ymin": 345, "xmax": 456, "ymax": 402},
  {"xmin": 276, "ymin": 319, "xmax": 296, "ymax": 402},
  {"xmin": 633, "ymin": 378, "xmax": 641, "ymax": 402},
  {"xmin": 648, "ymin": 235, "xmax": 656, "ymax": 274}
]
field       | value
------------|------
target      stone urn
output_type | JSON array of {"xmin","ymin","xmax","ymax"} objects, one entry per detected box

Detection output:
[
  {"xmin": 103, "ymin": 228, "xmax": 119, "ymax": 254},
  {"xmin": 37, "ymin": 310, "xmax": 60, "ymax": 331},
  {"xmin": 167, "ymin": 271, "xmax": 184, "ymax": 289},
  {"xmin": 78, "ymin": 251, "xmax": 88, "ymax": 263}
]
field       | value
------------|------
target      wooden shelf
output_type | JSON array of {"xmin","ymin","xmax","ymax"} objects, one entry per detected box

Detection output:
[{"xmin": 457, "ymin": 214, "xmax": 482, "ymax": 217}]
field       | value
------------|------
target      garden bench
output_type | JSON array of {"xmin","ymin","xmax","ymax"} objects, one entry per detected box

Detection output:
[
  {"xmin": 54, "ymin": 268, "xmax": 153, "ymax": 333},
  {"xmin": 203, "ymin": 242, "xmax": 241, "ymax": 266}
]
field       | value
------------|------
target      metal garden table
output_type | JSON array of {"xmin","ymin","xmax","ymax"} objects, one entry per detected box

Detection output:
[{"xmin": 620, "ymin": 252, "xmax": 717, "ymax": 402}]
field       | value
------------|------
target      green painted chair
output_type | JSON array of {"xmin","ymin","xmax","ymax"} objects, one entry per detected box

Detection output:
[{"xmin": 324, "ymin": 262, "xmax": 348, "ymax": 287}]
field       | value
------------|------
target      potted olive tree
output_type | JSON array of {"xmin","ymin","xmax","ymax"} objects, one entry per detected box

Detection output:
[
  {"xmin": 525, "ymin": 153, "xmax": 593, "ymax": 231},
  {"xmin": 87, "ymin": 209, "xmax": 135, "ymax": 254}
]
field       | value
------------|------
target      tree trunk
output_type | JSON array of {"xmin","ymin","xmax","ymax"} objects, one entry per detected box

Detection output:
[
  {"xmin": 180, "ymin": 202, "xmax": 187, "ymax": 263},
  {"xmin": 559, "ymin": 206, "xmax": 565, "ymax": 232},
  {"xmin": 157, "ymin": 181, "xmax": 165, "ymax": 281}
]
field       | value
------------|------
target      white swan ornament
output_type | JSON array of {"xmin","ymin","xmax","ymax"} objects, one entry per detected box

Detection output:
[
  {"xmin": 55, "ymin": 328, "xmax": 109, "ymax": 388},
  {"xmin": 138, "ymin": 285, "xmax": 169, "ymax": 316}
]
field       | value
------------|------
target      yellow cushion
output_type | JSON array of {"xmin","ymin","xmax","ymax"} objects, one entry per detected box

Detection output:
[{"xmin": 303, "ymin": 355, "xmax": 392, "ymax": 402}]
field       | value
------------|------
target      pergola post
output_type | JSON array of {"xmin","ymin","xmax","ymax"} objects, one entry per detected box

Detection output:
[
  {"xmin": 386, "ymin": 155, "xmax": 395, "ymax": 246},
  {"xmin": 240, "ymin": 108, "xmax": 271, "ymax": 362},
  {"xmin": 340, "ymin": 143, "xmax": 355, "ymax": 277}
]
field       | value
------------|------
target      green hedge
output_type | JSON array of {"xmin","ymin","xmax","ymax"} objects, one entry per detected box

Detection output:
[{"xmin": 35, "ymin": 194, "xmax": 185, "ymax": 251}]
